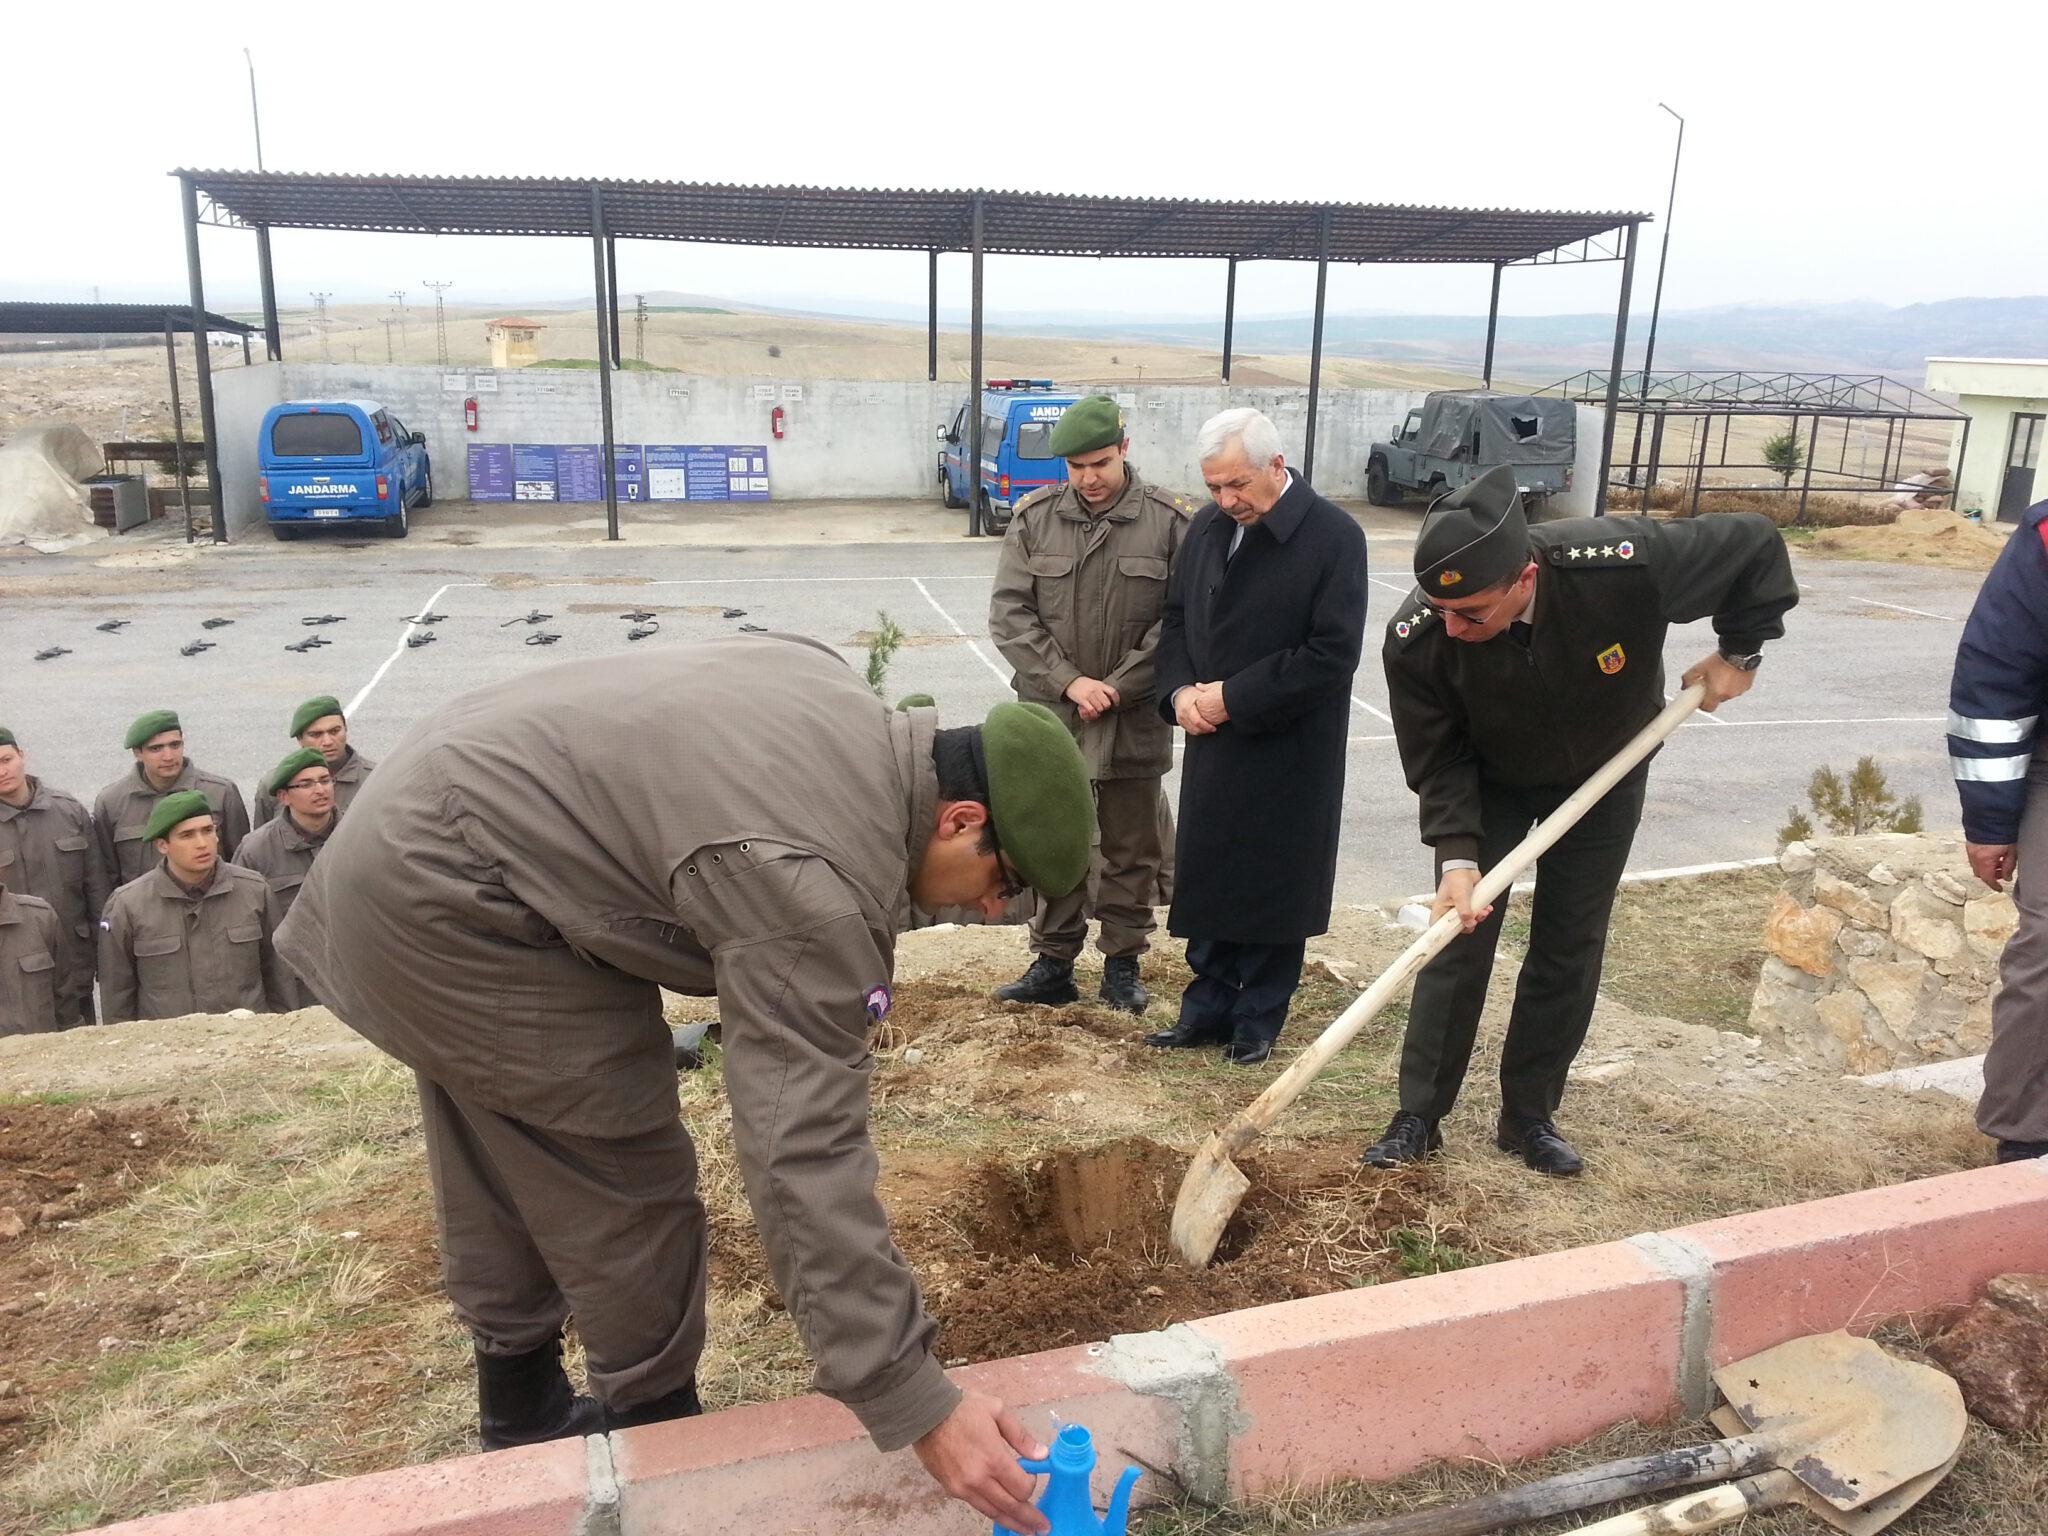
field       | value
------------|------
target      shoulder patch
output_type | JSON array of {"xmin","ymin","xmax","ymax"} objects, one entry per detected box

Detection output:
[
  {"xmin": 1013, "ymin": 485, "xmax": 1061, "ymax": 519},
  {"xmin": 1544, "ymin": 535, "xmax": 1644, "ymax": 568},
  {"xmin": 1387, "ymin": 594, "xmax": 1440, "ymax": 647},
  {"xmin": 1145, "ymin": 484, "xmax": 1202, "ymax": 519}
]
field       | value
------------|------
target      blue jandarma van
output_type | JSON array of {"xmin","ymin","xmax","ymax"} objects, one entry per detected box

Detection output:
[
  {"xmin": 937, "ymin": 380, "xmax": 1080, "ymax": 532},
  {"xmin": 258, "ymin": 400, "xmax": 432, "ymax": 540}
]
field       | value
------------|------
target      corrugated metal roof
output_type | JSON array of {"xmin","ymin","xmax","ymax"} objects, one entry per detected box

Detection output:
[
  {"xmin": 0, "ymin": 301, "xmax": 256, "ymax": 336},
  {"xmin": 177, "ymin": 171, "xmax": 1647, "ymax": 265}
]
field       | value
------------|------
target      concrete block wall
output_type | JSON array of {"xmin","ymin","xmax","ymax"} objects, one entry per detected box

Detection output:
[{"xmin": 97, "ymin": 1159, "xmax": 2048, "ymax": 1536}]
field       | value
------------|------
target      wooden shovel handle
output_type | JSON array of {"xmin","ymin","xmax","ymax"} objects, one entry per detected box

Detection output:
[
  {"xmin": 1562, "ymin": 1469, "xmax": 1798, "ymax": 1535},
  {"xmin": 1215, "ymin": 683, "xmax": 1705, "ymax": 1157},
  {"xmin": 1318, "ymin": 1433, "xmax": 1770, "ymax": 1536}
]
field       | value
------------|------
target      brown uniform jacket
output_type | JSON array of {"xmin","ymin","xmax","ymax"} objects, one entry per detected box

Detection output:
[
  {"xmin": 989, "ymin": 466, "xmax": 1196, "ymax": 779},
  {"xmin": 278, "ymin": 635, "xmax": 956, "ymax": 1451},
  {"xmin": 232, "ymin": 810, "xmax": 336, "ymax": 1008},
  {"xmin": 0, "ymin": 778, "xmax": 107, "ymax": 1022},
  {"xmin": 97, "ymin": 861, "xmax": 291, "ymax": 1024},
  {"xmin": 251, "ymin": 748, "xmax": 375, "ymax": 829},
  {"xmin": 0, "ymin": 886, "xmax": 64, "ymax": 1036},
  {"xmin": 92, "ymin": 763, "xmax": 251, "ymax": 889}
]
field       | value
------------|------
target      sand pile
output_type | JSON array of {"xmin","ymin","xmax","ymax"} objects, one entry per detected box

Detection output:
[{"xmin": 1811, "ymin": 504, "xmax": 2009, "ymax": 570}]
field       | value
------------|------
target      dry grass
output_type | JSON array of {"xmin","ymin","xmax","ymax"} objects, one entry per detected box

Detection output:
[
  {"xmin": 1594, "ymin": 866, "xmax": 1784, "ymax": 1031},
  {"xmin": 1605, "ymin": 485, "xmax": 1901, "ymax": 527}
]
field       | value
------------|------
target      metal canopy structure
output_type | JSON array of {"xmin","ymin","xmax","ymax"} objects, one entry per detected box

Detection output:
[
  {"xmin": 1542, "ymin": 369, "xmax": 1971, "ymax": 519},
  {"xmin": 172, "ymin": 168, "xmax": 1650, "ymax": 540}
]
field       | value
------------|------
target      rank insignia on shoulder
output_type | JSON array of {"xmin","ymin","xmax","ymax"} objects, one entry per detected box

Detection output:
[
  {"xmin": 1597, "ymin": 643, "xmax": 1626, "ymax": 675},
  {"xmin": 1617, "ymin": 539, "xmax": 1634, "ymax": 559},
  {"xmin": 864, "ymin": 984, "xmax": 893, "ymax": 1022},
  {"xmin": 1393, "ymin": 606, "xmax": 1437, "ymax": 641}
]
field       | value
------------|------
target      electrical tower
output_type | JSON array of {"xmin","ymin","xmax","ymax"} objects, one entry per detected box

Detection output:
[
  {"xmin": 634, "ymin": 293, "xmax": 648, "ymax": 363},
  {"xmin": 310, "ymin": 291, "xmax": 333, "ymax": 363},
  {"xmin": 423, "ymin": 280, "xmax": 454, "ymax": 366},
  {"xmin": 388, "ymin": 289, "xmax": 408, "ymax": 360}
]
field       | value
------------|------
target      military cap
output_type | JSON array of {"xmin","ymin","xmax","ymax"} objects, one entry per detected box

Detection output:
[
  {"xmin": 124, "ymin": 709, "xmax": 182, "ymax": 751},
  {"xmin": 981, "ymin": 702, "xmax": 1093, "ymax": 898},
  {"xmin": 1047, "ymin": 395, "xmax": 1125, "ymax": 458},
  {"xmin": 269, "ymin": 747, "xmax": 329, "ymax": 796},
  {"xmin": 290, "ymin": 695, "xmax": 345, "ymax": 738},
  {"xmin": 895, "ymin": 693, "xmax": 936, "ymax": 711},
  {"xmin": 143, "ymin": 789, "xmax": 213, "ymax": 843},
  {"xmin": 1414, "ymin": 464, "xmax": 1530, "ymax": 596},
  {"xmin": 0, "ymin": 728, "xmax": 15, "ymax": 749}
]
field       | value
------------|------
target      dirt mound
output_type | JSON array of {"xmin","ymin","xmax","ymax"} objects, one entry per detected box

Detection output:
[
  {"xmin": 0, "ymin": 1101, "xmax": 199, "ymax": 1240},
  {"xmin": 1811, "ymin": 505, "xmax": 2008, "ymax": 570}
]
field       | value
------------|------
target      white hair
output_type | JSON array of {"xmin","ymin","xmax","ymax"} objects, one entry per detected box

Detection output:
[{"xmin": 1194, "ymin": 407, "xmax": 1283, "ymax": 468}]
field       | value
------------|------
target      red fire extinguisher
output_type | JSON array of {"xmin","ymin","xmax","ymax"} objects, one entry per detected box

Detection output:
[
  {"xmin": 464, "ymin": 397, "xmax": 479, "ymax": 433},
  {"xmin": 771, "ymin": 405, "xmax": 786, "ymax": 440}
]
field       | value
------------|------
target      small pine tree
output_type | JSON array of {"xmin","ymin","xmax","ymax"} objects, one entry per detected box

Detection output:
[
  {"xmin": 865, "ymin": 611, "xmax": 904, "ymax": 698},
  {"xmin": 1761, "ymin": 429, "xmax": 1805, "ymax": 488},
  {"xmin": 1780, "ymin": 756, "xmax": 1923, "ymax": 844}
]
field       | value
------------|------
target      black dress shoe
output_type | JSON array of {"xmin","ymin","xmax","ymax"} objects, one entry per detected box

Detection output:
[
  {"xmin": 993, "ymin": 955, "xmax": 1079, "ymax": 1006},
  {"xmin": 1144, "ymin": 1016, "xmax": 1231, "ymax": 1049},
  {"xmin": 1098, "ymin": 956, "xmax": 1150, "ymax": 1015},
  {"xmin": 1222, "ymin": 1037, "xmax": 1274, "ymax": 1066},
  {"xmin": 1496, "ymin": 1120, "xmax": 1584, "ymax": 1176},
  {"xmin": 1360, "ymin": 1110, "xmax": 1443, "ymax": 1168},
  {"xmin": 1995, "ymin": 1139, "xmax": 2048, "ymax": 1164}
]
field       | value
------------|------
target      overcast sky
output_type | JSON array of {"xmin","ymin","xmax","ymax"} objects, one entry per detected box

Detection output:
[{"xmin": 9, "ymin": 1, "xmax": 2043, "ymax": 323}]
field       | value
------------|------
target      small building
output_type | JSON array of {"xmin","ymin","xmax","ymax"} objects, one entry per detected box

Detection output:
[
  {"xmin": 1925, "ymin": 357, "xmax": 2046, "ymax": 522},
  {"xmin": 486, "ymin": 316, "xmax": 546, "ymax": 369}
]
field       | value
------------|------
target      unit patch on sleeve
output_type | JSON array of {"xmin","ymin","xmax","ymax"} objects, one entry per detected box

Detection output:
[
  {"xmin": 864, "ymin": 983, "xmax": 893, "ymax": 1022},
  {"xmin": 1596, "ymin": 643, "xmax": 1627, "ymax": 675}
]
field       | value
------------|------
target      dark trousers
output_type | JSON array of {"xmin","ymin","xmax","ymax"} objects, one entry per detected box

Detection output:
[
  {"xmin": 1397, "ymin": 764, "xmax": 1648, "ymax": 1129},
  {"xmin": 1178, "ymin": 936, "xmax": 1308, "ymax": 1047},
  {"xmin": 416, "ymin": 1074, "xmax": 706, "ymax": 1413}
]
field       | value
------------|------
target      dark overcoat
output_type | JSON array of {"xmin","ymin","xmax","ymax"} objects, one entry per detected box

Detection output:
[{"xmin": 1155, "ymin": 471, "xmax": 1369, "ymax": 943}]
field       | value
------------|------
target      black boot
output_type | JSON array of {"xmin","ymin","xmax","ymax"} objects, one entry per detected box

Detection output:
[
  {"xmin": 1098, "ymin": 956, "xmax": 1150, "ymax": 1015},
  {"xmin": 1995, "ymin": 1139, "xmax": 2048, "ymax": 1164},
  {"xmin": 1360, "ymin": 1110, "xmax": 1442, "ymax": 1168},
  {"xmin": 1496, "ymin": 1119, "xmax": 1584, "ymax": 1177},
  {"xmin": 606, "ymin": 1378, "xmax": 704, "ymax": 1432},
  {"xmin": 476, "ymin": 1338, "xmax": 606, "ymax": 1451},
  {"xmin": 994, "ymin": 955, "xmax": 1079, "ymax": 1006}
]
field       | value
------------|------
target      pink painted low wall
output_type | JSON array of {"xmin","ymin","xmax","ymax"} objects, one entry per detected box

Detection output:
[{"xmin": 97, "ymin": 1160, "xmax": 2048, "ymax": 1536}]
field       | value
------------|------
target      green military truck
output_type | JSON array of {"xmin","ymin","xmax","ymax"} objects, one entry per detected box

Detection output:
[{"xmin": 1367, "ymin": 391, "xmax": 1577, "ymax": 512}]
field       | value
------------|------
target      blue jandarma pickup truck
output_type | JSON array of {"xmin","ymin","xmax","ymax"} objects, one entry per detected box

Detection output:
[{"xmin": 258, "ymin": 400, "xmax": 432, "ymax": 540}]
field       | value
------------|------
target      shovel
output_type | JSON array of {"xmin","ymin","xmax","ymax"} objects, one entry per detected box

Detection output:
[
  {"xmin": 1317, "ymin": 1333, "xmax": 1964, "ymax": 1536},
  {"xmin": 1168, "ymin": 683, "xmax": 1706, "ymax": 1268}
]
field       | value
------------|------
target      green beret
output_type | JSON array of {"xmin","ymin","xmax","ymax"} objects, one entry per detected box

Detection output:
[
  {"xmin": 290, "ymin": 695, "xmax": 345, "ymax": 738},
  {"xmin": 895, "ymin": 693, "xmax": 936, "ymax": 711},
  {"xmin": 0, "ymin": 728, "xmax": 15, "ymax": 750},
  {"xmin": 1414, "ymin": 464, "xmax": 1529, "ymax": 596},
  {"xmin": 1046, "ymin": 395, "xmax": 1125, "ymax": 458},
  {"xmin": 143, "ymin": 790, "xmax": 213, "ymax": 843},
  {"xmin": 981, "ymin": 702, "xmax": 1093, "ymax": 898},
  {"xmin": 124, "ymin": 710, "xmax": 182, "ymax": 751},
  {"xmin": 269, "ymin": 747, "xmax": 328, "ymax": 796}
]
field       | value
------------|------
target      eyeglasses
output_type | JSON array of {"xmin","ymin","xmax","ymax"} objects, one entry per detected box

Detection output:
[
  {"xmin": 1421, "ymin": 576, "xmax": 1522, "ymax": 626},
  {"xmin": 284, "ymin": 775, "xmax": 334, "ymax": 792}
]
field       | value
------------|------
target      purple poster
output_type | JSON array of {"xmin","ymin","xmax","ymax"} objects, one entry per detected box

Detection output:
[
  {"xmin": 556, "ymin": 445, "xmax": 607, "ymax": 503},
  {"xmin": 612, "ymin": 445, "xmax": 646, "ymax": 501},
  {"xmin": 466, "ymin": 444, "xmax": 513, "ymax": 502},
  {"xmin": 512, "ymin": 444, "xmax": 559, "ymax": 501},
  {"xmin": 644, "ymin": 444, "xmax": 770, "ymax": 502}
]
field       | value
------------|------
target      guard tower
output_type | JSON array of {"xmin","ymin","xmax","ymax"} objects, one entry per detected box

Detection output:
[{"xmin": 486, "ymin": 316, "xmax": 546, "ymax": 369}]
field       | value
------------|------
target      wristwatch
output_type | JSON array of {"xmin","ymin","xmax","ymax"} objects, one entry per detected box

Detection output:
[{"xmin": 1717, "ymin": 648, "xmax": 1764, "ymax": 672}]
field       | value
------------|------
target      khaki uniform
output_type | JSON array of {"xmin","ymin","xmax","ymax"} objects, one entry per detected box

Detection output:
[
  {"xmin": 251, "ymin": 748, "xmax": 375, "ymax": 829},
  {"xmin": 0, "ymin": 779, "xmax": 107, "ymax": 1025},
  {"xmin": 97, "ymin": 861, "xmax": 291, "ymax": 1024},
  {"xmin": 0, "ymin": 886, "xmax": 64, "ymax": 1036},
  {"xmin": 232, "ymin": 810, "xmax": 336, "ymax": 1008},
  {"xmin": 989, "ymin": 467, "xmax": 1193, "ymax": 960},
  {"xmin": 92, "ymin": 763, "xmax": 251, "ymax": 889},
  {"xmin": 278, "ymin": 635, "xmax": 955, "ymax": 1451}
]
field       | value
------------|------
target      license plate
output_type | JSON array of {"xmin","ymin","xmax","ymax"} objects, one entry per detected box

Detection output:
[{"xmin": 310, "ymin": 509, "xmax": 344, "ymax": 518}]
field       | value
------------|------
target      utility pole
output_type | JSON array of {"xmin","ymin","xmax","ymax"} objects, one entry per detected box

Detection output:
[
  {"xmin": 388, "ymin": 289, "xmax": 408, "ymax": 360},
  {"xmin": 423, "ymin": 280, "xmax": 453, "ymax": 366},
  {"xmin": 380, "ymin": 317, "xmax": 396, "ymax": 363},
  {"xmin": 1626, "ymin": 103, "xmax": 1685, "ymax": 491},
  {"xmin": 309, "ymin": 291, "xmax": 332, "ymax": 362},
  {"xmin": 634, "ymin": 293, "xmax": 647, "ymax": 363},
  {"xmin": 243, "ymin": 48, "xmax": 265, "ymax": 170}
]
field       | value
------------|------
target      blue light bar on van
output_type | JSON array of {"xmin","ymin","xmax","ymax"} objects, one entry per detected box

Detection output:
[{"xmin": 984, "ymin": 379, "xmax": 1058, "ymax": 390}]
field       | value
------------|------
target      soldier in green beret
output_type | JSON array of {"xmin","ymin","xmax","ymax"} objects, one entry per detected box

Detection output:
[
  {"xmin": 0, "ymin": 876, "xmax": 65, "ymax": 1036},
  {"xmin": 0, "ymin": 725, "xmax": 108, "ymax": 1026},
  {"xmin": 988, "ymin": 394, "xmax": 1197, "ymax": 1015},
  {"xmin": 276, "ymin": 637, "xmax": 1087, "ymax": 1534},
  {"xmin": 97, "ymin": 790, "xmax": 291, "ymax": 1024},
  {"xmin": 252, "ymin": 694, "xmax": 377, "ymax": 828},
  {"xmin": 1368, "ymin": 464, "xmax": 1797, "ymax": 1176},
  {"xmin": 233, "ymin": 748, "xmax": 342, "ymax": 1008},
  {"xmin": 91, "ymin": 709, "xmax": 249, "ymax": 889}
]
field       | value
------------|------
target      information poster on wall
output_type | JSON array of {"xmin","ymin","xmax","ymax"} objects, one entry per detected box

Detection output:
[
  {"xmin": 466, "ymin": 444, "xmax": 514, "ymax": 501},
  {"xmin": 645, "ymin": 444, "xmax": 771, "ymax": 502},
  {"xmin": 468, "ymin": 443, "xmax": 762, "ymax": 502},
  {"xmin": 611, "ymin": 446, "xmax": 646, "ymax": 501},
  {"xmin": 555, "ymin": 445, "xmax": 608, "ymax": 503},
  {"xmin": 512, "ymin": 445, "xmax": 559, "ymax": 501}
]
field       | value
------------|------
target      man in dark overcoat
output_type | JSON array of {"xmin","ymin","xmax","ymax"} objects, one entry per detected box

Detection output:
[{"xmin": 1150, "ymin": 407, "xmax": 1369, "ymax": 1064}]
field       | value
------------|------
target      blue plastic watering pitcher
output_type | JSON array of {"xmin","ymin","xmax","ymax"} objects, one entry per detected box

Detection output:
[{"xmin": 995, "ymin": 1423, "xmax": 1141, "ymax": 1536}]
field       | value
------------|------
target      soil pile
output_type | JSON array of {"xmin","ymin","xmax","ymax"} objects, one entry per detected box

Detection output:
[
  {"xmin": 1811, "ymin": 505, "xmax": 2009, "ymax": 570},
  {"xmin": 0, "ymin": 1101, "xmax": 198, "ymax": 1240}
]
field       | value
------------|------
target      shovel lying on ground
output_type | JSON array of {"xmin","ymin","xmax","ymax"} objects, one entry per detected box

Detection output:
[
  {"xmin": 1168, "ymin": 683, "xmax": 1706, "ymax": 1269},
  {"xmin": 1317, "ymin": 1333, "xmax": 1964, "ymax": 1536}
]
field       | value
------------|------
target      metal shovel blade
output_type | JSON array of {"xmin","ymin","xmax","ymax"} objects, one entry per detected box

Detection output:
[
  {"xmin": 1169, "ymin": 1132, "xmax": 1250, "ymax": 1266},
  {"xmin": 1711, "ymin": 1333, "xmax": 1966, "ymax": 1514},
  {"xmin": 1706, "ymin": 1404, "xmax": 1960, "ymax": 1536}
]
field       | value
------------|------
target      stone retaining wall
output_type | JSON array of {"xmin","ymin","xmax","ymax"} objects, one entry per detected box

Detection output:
[{"xmin": 1750, "ymin": 832, "xmax": 2017, "ymax": 1073}]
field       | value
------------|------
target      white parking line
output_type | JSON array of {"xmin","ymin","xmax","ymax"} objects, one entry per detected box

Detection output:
[
  {"xmin": 910, "ymin": 577, "xmax": 1010, "ymax": 686},
  {"xmin": 348, "ymin": 582, "xmax": 464, "ymax": 719},
  {"xmin": 1839, "ymin": 595, "xmax": 1962, "ymax": 622},
  {"xmin": 1678, "ymin": 714, "xmax": 1943, "ymax": 729},
  {"xmin": 1352, "ymin": 695, "xmax": 1393, "ymax": 723}
]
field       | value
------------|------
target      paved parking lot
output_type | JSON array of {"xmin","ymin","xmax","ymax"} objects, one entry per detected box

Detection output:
[{"xmin": 1, "ymin": 502, "xmax": 1988, "ymax": 908}]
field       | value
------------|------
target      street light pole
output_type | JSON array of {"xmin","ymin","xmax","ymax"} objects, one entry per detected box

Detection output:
[
  {"xmin": 243, "ymin": 48, "xmax": 265, "ymax": 170},
  {"xmin": 1626, "ymin": 103, "xmax": 1684, "ymax": 495}
]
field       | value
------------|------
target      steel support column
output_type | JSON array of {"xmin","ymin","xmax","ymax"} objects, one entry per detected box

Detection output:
[
  {"xmin": 1303, "ymin": 210, "xmax": 1331, "ymax": 485},
  {"xmin": 1221, "ymin": 257, "xmax": 1237, "ymax": 383},
  {"xmin": 1796, "ymin": 414, "xmax": 1820, "ymax": 523},
  {"xmin": 255, "ymin": 225, "xmax": 281, "ymax": 361},
  {"xmin": 967, "ymin": 194, "xmax": 986, "ymax": 536},
  {"xmin": 1593, "ymin": 221, "xmax": 1642, "ymax": 515},
  {"xmin": 605, "ymin": 234, "xmax": 622, "ymax": 369},
  {"xmin": 927, "ymin": 250, "xmax": 938, "ymax": 382},
  {"xmin": 178, "ymin": 174, "xmax": 226, "ymax": 545},
  {"xmin": 1481, "ymin": 262, "xmax": 1502, "ymax": 389},
  {"xmin": 591, "ymin": 188, "xmax": 620, "ymax": 541},
  {"xmin": 165, "ymin": 322, "xmax": 194, "ymax": 543},
  {"xmin": 1691, "ymin": 411, "xmax": 1711, "ymax": 516},
  {"xmin": 1644, "ymin": 411, "xmax": 1666, "ymax": 504}
]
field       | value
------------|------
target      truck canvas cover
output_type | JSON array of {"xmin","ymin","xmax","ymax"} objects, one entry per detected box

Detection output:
[{"xmin": 1416, "ymin": 393, "xmax": 1576, "ymax": 466}]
